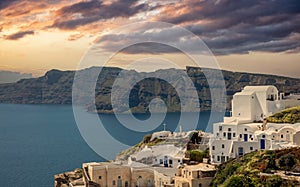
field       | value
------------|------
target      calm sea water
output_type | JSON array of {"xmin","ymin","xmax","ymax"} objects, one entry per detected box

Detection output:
[{"xmin": 0, "ymin": 104, "xmax": 224, "ymax": 186}]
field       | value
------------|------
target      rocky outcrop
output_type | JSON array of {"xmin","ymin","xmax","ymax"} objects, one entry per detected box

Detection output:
[{"xmin": 54, "ymin": 168, "xmax": 83, "ymax": 187}]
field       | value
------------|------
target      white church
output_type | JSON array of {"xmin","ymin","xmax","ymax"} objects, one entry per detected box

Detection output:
[{"xmin": 209, "ymin": 85, "xmax": 300, "ymax": 164}]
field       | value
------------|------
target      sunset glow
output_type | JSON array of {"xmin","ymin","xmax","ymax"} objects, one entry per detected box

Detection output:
[{"xmin": 1, "ymin": 0, "xmax": 299, "ymax": 77}]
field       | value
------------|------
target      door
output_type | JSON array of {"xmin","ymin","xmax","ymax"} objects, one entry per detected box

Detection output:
[
  {"xmin": 238, "ymin": 147, "xmax": 244, "ymax": 156},
  {"xmin": 117, "ymin": 179, "xmax": 122, "ymax": 187},
  {"xmin": 260, "ymin": 139, "xmax": 265, "ymax": 150},
  {"xmin": 221, "ymin": 156, "xmax": 225, "ymax": 163},
  {"xmin": 137, "ymin": 177, "xmax": 142, "ymax": 187},
  {"xmin": 228, "ymin": 133, "xmax": 232, "ymax": 140}
]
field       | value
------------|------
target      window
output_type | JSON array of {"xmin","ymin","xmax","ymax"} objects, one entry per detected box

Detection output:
[
  {"xmin": 99, "ymin": 176, "xmax": 102, "ymax": 180},
  {"xmin": 287, "ymin": 130, "xmax": 289, "ymax": 133},
  {"xmin": 216, "ymin": 133, "xmax": 219, "ymax": 137},
  {"xmin": 226, "ymin": 156, "xmax": 229, "ymax": 161},
  {"xmin": 233, "ymin": 133, "xmax": 236, "ymax": 137},
  {"xmin": 113, "ymin": 180, "xmax": 116, "ymax": 185},
  {"xmin": 212, "ymin": 155, "xmax": 215, "ymax": 159},
  {"xmin": 169, "ymin": 160, "xmax": 173, "ymax": 165},
  {"xmin": 222, "ymin": 144, "xmax": 225, "ymax": 149},
  {"xmin": 262, "ymin": 135, "xmax": 265, "ymax": 138},
  {"xmin": 228, "ymin": 128, "xmax": 231, "ymax": 132},
  {"xmin": 189, "ymin": 172, "xmax": 191, "ymax": 176},
  {"xmin": 281, "ymin": 134, "xmax": 283, "ymax": 138},
  {"xmin": 212, "ymin": 146, "xmax": 215, "ymax": 150},
  {"xmin": 245, "ymin": 128, "xmax": 247, "ymax": 131},
  {"xmin": 217, "ymin": 156, "xmax": 220, "ymax": 161},
  {"xmin": 223, "ymin": 132, "xmax": 226, "ymax": 137},
  {"xmin": 178, "ymin": 159, "xmax": 180, "ymax": 163},
  {"xmin": 219, "ymin": 126, "xmax": 222, "ymax": 131},
  {"xmin": 199, "ymin": 184, "xmax": 202, "ymax": 187},
  {"xmin": 118, "ymin": 176, "xmax": 121, "ymax": 179},
  {"xmin": 160, "ymin": 159, "xmax": 163, "ymax": 164},
  {"xmin": 250, "ymin": 147, "xmax": 253, "ymax": 151},
  {"xmin": 239, "ymin": 134, "xmax": 242, "ymax": 138},
  {"xmin": 125, "ymin": 181, "xmax": 129, "ymax": 187}
]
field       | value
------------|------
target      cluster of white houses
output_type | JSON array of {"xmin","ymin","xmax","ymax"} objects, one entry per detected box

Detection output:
[
  {"xmin": 209, "ymin": 85, "xmax": 300, "ymax": 164},
  {"xmin": 77, "ymin": 85, "xmax": 300, "ymax": 187},
  {"xmin": 79, "ymin": 130, "xmax": 216, "ymax": 187}
]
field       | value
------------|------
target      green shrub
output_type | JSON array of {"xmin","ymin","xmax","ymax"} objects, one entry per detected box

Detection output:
[
  {"xmin": 265, "ymin": 175, "xmax": 282, "ymax": 187},
  {"xmin": 185, "ymin": 150, "xmax": 209, "ymax": 162}
]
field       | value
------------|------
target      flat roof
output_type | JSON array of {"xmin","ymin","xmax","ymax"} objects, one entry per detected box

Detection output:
[
  {"xmin": 153, "ymin": 167, "xmax": 177, "ymax": 177},
  {"xmin": 184, "ymin": 163, "xmax": 215, "ymax": 172}
]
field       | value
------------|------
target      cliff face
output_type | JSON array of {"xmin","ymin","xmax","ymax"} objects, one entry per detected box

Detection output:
[{"xmin": 0, "ymin": 66, "xmax": 299, "ymax": 113}]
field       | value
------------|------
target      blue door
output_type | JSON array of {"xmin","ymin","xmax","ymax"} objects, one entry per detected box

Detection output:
[
  {"xmin": 260, "ymin": 139, "xmax": 265, "ymax": 149},
  {"xmin": 164, "ymin": 156, "xmax": 168, "ymax": 167},
  {"xmin": 244, "ymin": 134, "xmax": 248, "ymax": 142}
]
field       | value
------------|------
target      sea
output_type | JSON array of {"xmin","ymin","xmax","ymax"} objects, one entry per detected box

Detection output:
[{"xmin": 0, "ymin": 104, "xmax": 224, "ymax": 186}]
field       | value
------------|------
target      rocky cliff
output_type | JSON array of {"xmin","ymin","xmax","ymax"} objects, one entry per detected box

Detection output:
[{"xmin": 0, "ymin": 66, "xmax": 299, "ymax": 113}]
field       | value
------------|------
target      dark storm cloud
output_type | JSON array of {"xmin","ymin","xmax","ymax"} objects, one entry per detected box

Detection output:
[
  {"xmin": 161, "ymin": 0, "xmax": 300, "ymax": 26},
  {"xmin": 107, "ymin": 0, "xmax": 297, "ymax": 55},
  {"xmin": 156, "ymin": 0, "xmax": 300, "ymax": 55},
  {"xmin": 4, "ymin": 30, "xmax": 34, "ymax": 40},
  {"xmin": 51, "ymin": 0, "xmax": 153, "ymax": 30},
  {"xmin": 90, "ymin": 0, "xmax": 300, "ymax": 55}
]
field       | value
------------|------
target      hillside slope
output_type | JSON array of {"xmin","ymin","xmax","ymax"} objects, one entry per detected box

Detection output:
[
  {"xmin": 211, "ymin": 148, "xmax": 300, "ymax": 187},
  {"xmin": 267, "ymin": 106, "xmax": 300, "ymax": 124}
]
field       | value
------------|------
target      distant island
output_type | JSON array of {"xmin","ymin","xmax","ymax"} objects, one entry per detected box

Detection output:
[
  {"xmin": 0, "ymin": 66, "xmax": 299, "ymax": 114},
  {"xmin": 0, "ymin": 71, "xmax": 32, "ymax": 84}
]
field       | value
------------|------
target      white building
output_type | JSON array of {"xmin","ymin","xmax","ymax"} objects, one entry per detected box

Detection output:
[
  {"xmin": 130, "ymin": 144, "xmax": 185, "ymax": 168},
  {"xmin": 209, "ymin": 85, "xmax": 300, "ymax": 164}
]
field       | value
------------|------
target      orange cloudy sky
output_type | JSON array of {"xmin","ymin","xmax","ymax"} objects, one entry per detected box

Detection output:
[{"xmin": 0, "ymin": 0, "xmax": 299, "ymax": 77}]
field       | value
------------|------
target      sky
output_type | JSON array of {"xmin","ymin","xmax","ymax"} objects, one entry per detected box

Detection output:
[{"xmin": 0, "ymin": 0, "xmax": 299, "ymax": 77}]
